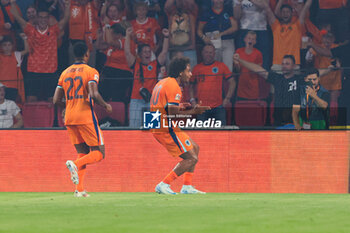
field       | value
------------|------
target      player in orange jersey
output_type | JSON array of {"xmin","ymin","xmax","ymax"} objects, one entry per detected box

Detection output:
[
  {"xmin": 53, "ymin": 42, "xmax": 112, "ymax": 197},
  {"xmin": 151, "ymin": 57, "xmax": 210, "ymax": 194}
]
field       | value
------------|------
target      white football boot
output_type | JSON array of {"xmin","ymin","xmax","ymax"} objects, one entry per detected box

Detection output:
[
  {"xmin": 66, "ymin": 160, "xmax": 79, "ymax": 185},
  {"xmin": 74, "ymin": 190, "xmax": 90, "ymax": 197},
  {"xmin": 155, "ymin": 182, "xmax": 177, "ymax": 195},
  {"xmin": 180, "ymin": 185, "xmax": 206, "ymax": 194}
]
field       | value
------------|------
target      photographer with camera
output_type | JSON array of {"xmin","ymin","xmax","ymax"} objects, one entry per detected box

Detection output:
[{"xmin": 292, "ymin": 68, "xmax": 330, "ymax": 130}]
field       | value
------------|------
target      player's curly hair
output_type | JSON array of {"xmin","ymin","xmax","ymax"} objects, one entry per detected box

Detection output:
[{"xmin": 168, "ymin": 57, "xmax": 190, "ymax": 78}]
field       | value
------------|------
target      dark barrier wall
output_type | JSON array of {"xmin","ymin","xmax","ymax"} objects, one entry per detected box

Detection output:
[{"xmin": 0, "ymin": 130, "xmax": 348, "ymax": 193}]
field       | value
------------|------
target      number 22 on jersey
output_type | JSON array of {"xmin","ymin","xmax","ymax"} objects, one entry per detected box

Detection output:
[{"xmin": 64, "ymin": 76, "xmax": 84, "ymax": 100}]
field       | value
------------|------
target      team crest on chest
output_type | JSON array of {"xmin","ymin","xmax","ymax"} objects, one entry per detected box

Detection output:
[
  {"xmin": 71, "ymin": 8, "xmax": 80, "ymax": 18},
  {"xmin": 212, "ymin": 67, "xmax": 218, "ymax": 74},
  {"xmin": 148, "ymin": 65, "xmax": 153, "ymax": 71}
]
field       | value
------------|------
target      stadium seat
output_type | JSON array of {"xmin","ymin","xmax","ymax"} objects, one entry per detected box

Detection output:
[
  {"xmin": 234, "ymin": 100, "xmax": 267, "ymax": 126},
  {"xmin": 94, "ymin": 104, "xmax": 108, "ymax": 122},
  {"xmin": 107, "ymin": 101, "xmax": 126, "ymax": 125},
  {"xmin": 93, "ymin": 102, "xmax": 126, "ymax": 126},
  {"xmin": 22, "ymin": 102, "xmax": 55, "ymax": 128}
]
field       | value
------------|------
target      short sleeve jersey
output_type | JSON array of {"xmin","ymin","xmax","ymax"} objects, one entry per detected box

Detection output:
[
  {"xmin": 24, "ymin": 23, "xmax": 60, "ymax": 73},
  {"xmin": 131, "ymin": 17, "xmax": 161, "ymax": 49},
  {"xmin": 104, "ymin": 38, "xmax": 134, "ymax": 72},
  {"xmin": 191, "ymin": 61, "xmax": 232, "ymax": 108},
  {"xmin": 267, "ymin": 72, "xmax": 302, "ymax": 108},
  {"xmin": 57, "ymin": 63, "xmax": 99, "ymax": 125},
  {"xmin": 233, "ymin": 0, "xmax": 267, "ymax": 31},
  {"xmin": 236, "ymin": 47, "xmax": 263, "ymax": 99},
  {"xmin": 150, "ymin": 77, "xmax": 182, "ymax": 129},
  {"xmin": 0, "ymin": 100, "xmax": 20, "ymax": 128},
  {"xmin": 271, "ymin": 20, "xmax": 302, "ymax": 65}
]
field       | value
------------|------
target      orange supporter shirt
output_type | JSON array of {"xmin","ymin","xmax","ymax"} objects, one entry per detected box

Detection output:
[
  {"xmin": 104, "ymin": 38, "xmax": 133, "ymax": 72},
  {"xmin": 131, "ymin": 17, "xmax": 160, "ymax": 49},
  {"xmin": 58, "ymin": 63, "xmax": 100, "ymax": 125},
  {"xmin": 319, "ymin": 0, "xmax": 346, "ymax": 9},
  {"xmin": 236, "ymin": 48, "xmax": 263, "ymax": 99},
  {"xmin": 0, "ymin": 52, "xmax": 25, "ymax": 101},
  {"xmin": 272, "ymin": 20, "xmax": 302, "ymax": 65},
  {"xmin": 191, "ymin": 61, "xmax": 232, "ymax": 108},
  {"xmin": 150, "ymin": 77, "xmax": 182, "ymax": 131},
  {"xmin": 24, "ymin": 23, "xmax": 59, "ymax": 73},
  {"xmin": 131, "ymin": 60, "xmax": 159, "ymax": 100},
  {"xmin": 69, "ymin": 1, "xmax": 100, "ymax": 41},
  {"xmin": 312, "ymin": 45, "xmax": 342, "ymax": 91}
]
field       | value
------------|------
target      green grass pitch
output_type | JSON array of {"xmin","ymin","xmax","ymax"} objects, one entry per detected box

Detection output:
[{"xmin": 0, "ymin": 192, "xmax": 349, "ymax": 233}]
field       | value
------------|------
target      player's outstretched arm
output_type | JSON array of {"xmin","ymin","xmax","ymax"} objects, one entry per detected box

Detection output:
[
  {"xmin": 233, "ymin": 53, "xmax": 268, "ymax": 79},
  {"xmin": 124, "ymin": 27, "xmax": 136, "ymax": 68},
  {"xmin": 88, "ymin": 82, "xmax": 112, "ymax": 113}
]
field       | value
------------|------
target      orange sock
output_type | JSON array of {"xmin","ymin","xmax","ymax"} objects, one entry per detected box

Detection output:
[
  {"xmin": 183, "ymin": 172, "xmax": 193, "ymax": 185},
  {"xmin": 75, "ymin": 153, "xmax": 87, "ymax": 192},
  {"xmin": 74, "ymin": 150, "xmax": 103, "ymax": 168},
  {"xmin": 162, "ymin": 171, "xmax": 178, "ymax": 185}
]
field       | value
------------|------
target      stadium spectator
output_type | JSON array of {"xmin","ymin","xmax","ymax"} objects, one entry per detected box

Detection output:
[
  {"xmin": 99, "ymin": 23, "xmax": 134, "ymax": 103},
  {"xmin": 125, "ymin": 27, "xmax": 169, "ymax": 128},
  {"xmin": 233, "ymin": 0, "xmax": 271, "ymax": 69},
  {"xmin": 251, "ymin": 0, "xmax": 311, "ymax": 69},
  {"xmin": 317, "ymin": 0, "xmax": 348, "ymax": 43},
  {"xmin": 271, "ymin": 0, "xmax": 304, "ymax": 18},
  {"xmin": 10, "ymin": 0, "xmax": 70, "ymax": 102},
  {"xmin": 25, "ymin": 4, "xmax": 58, "ymax": 26},
  {"xmin": 15, "ymin": 0, "xmax": 35, "ymax": 17},
  {"xmin": 292, "ymin": 68, "xmax": 329, "ymax": 130},
  {"xmin": 190, "ymin": 44, "xmax": 235, "ymax": 125},
  {"xmin": 306, "ymin": 33, "xmax": 341, "ymax": 103},
  {"xmin": 130, "ymin": 2, "xmax": 161, "ymax": 57},
  {"xmin": 128, "ymin": 0, "xmax": 161, "ymax": 18},
  {"xmin": 100, "ymin": 2, "xmax": 126, "ymax": 26},
  {"xmin": 198, "ymin": 0, "xmax": 238, "ymax": 72},
  {"xmin": 234, "ymin": 53, "xmax": 333, "ymax": 127},
  {"xmin": 0, "ymin": 82, "xmax": 23, "ymax": 128},
  {"xmin": 69, "ymin": 0, "xmax": 100, "ymax": 65},
  {"xmin": 234, "ymin": 54, "xmax": 304, "ymax": 127},
  {"xmin": 234, "ymin": 31, "xmax": 268, "ymax": 100},
  {"xmin": 165, "ymin": 0, "xmax": 198, "ymax": 68},
  {"xmin": 0, "ymin": 34, "xmax": 28, "ymax": 103},
  {"xmin": 307, "ymin": 34, "xmax": 350, "ymax": 126}
]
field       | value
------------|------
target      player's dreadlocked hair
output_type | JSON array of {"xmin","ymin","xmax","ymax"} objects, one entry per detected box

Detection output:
[{"xmin": 168, "ymin": 57, "xmax": 190, "ymax": 78}]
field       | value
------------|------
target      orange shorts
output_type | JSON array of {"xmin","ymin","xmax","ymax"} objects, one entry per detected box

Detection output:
[
  {"xmin": 66, "ymin": 123, "xmax": 104, "ymax": 146},
  {"xmin": 152, "ymin": 130, "xmax": 194, "ymax": 157}
]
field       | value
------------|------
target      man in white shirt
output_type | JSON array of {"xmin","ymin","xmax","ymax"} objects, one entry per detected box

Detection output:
[{"xmin": 0, "ymin": 82, "xmax": 23, "ymax": 128}]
